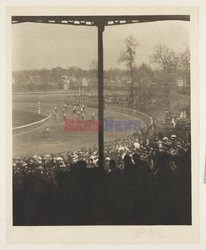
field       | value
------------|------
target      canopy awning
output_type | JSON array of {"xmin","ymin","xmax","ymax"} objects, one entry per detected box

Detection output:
[{"xmin": 12, "ymin": 15, "xmax": 190, "ymax": 26}]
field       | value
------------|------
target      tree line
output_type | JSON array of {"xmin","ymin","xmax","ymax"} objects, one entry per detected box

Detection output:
[{"xmin": 12, "ymin": 36, "xmax": 190, "ymax": 112}]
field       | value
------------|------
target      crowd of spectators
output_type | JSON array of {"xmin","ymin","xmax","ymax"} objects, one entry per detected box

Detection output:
[{"xmin": 13, "ymin": 122, "xmax": 191, "ymax": 225}]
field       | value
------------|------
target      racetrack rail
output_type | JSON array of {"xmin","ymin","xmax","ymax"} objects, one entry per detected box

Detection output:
[{"xmin": 13, "ymin": 112, "xmax": 51, "ymax": 134}]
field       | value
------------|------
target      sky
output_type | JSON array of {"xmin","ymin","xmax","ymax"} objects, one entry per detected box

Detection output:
[{"xmin": 12, "ymin": 20, "xmax": 190, "ymax": 71}]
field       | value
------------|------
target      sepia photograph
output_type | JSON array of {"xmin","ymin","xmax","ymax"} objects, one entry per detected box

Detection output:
[
  {"xmin": 12, "ymin": 14, "xmax": 192, "ymax": 226},
  {"xmin": 5, "ymin": 5, "xmax": 200, "ymax": 245}
]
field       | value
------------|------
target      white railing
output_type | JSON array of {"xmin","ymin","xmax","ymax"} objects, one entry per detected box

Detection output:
[{"xmin": 13, "ymin": 112, "xmax": 51, "ymax": 133}]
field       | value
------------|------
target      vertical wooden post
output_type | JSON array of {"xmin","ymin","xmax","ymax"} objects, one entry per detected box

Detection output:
[{"xmin": 97, "ymin": 24, "xmax": 104, "ymax": 170}]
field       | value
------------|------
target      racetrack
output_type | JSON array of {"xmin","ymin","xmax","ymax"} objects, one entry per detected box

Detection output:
[
  {"xmin": 12, "ymin": 109, "xmax": 45, "ymax": 127},
  {"xmin": 13, "ymin": 102, "xmax": 147, "ymax": 157}
]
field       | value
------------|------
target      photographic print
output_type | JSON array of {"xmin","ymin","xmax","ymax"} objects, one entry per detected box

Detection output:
[{"xmin": 7, "ymin": 6, "xmax": 199, "ymax": 244}]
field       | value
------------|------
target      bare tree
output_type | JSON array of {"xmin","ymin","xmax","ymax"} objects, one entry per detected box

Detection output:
[
  {"xmin": 150, "ymin": 44, "xmax": 178, "ymax": 111},
  {"xmin": 119, "ymin": 36, "xmax": 139, "ymax": 107},
  {"xmin": 150, "ymin": 44, "xmax": 179, "ymax": 73}
]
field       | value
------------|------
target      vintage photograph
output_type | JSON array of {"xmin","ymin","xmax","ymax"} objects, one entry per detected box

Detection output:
[{"xmin": 12, "ymin": 14, "xmax": 192, "ymax": 227}]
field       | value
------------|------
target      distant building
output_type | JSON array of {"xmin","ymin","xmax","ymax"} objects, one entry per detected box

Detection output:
[
  {"xmin": 82, "ymin": 77, "xmax": 89, "ymax": 87},
  {"xmin": 61, "ymin": 75, "xmax": 71, "ymax": 90}
]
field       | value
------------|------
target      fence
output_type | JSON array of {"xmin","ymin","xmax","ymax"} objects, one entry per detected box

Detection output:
[{"xmin": 13, "ymin": 112, "xmax": 51, "ymax": 134}]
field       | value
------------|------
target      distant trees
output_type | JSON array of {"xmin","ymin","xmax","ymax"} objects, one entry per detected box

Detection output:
[
  {"xmin": 150, "ymin": 44, "xmax": 180, "ymax": 111},
  {"xmin": 150, "ymin": 44, "xmax": 179, "ymax": 73},
  {"xmin": 178, "ymin": 48, "xmax": 190, "ymax": 71},
  {"xmin": 136, "ymin": 63, "xmax": 153, "ymax": 109},
  {"xmin": 38, "ymin": 69, "xmax": 51, "ymax": 92},
  {"xmin": 178, "ymin": 48, "xmax": 190, "ymax": 86},
  {"xmin": 118, "ymin": 36, "xmax": 139, "ymax": 106},
  {"xmin": 12, "ymin": 40, "xmax": 190, "ymax": 114},
  {"xmin": 51, "ymin": 67, "xmax": 64, "ymax": 89},
  {"xmin": 149, "ymin": 44, "xmax": 190, "ymax": 111},
  {"xmin": 88, "ymin": 60, "xmax": 98, "ymax": 88}
]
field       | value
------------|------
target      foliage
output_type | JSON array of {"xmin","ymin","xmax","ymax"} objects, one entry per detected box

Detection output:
[{"xmin": 150, "ymin": 44, "xmax": 179, "ymax": 73}]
